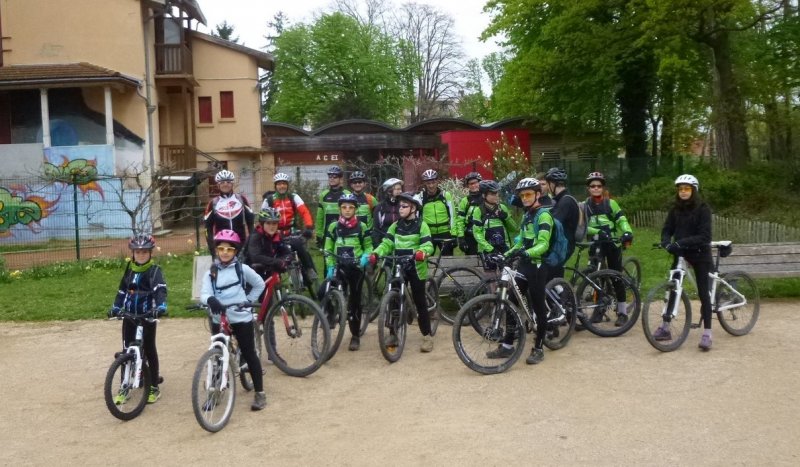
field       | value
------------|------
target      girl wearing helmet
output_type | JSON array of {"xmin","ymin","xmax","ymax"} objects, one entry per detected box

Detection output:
[
  {"xmin": 470, "ymin": 180, "xmax": 518, "ymax": 269},
  {"xmin": 201, "ymin": 229, "xmax": 268, "ymax": 411},
  {"xmin": 455, "ymin": 172, "xmax": 484, "ymax": 254},
  {"xmin": 315, "ymin": 166, "xmax": 352, "ymax": 247},
  {"xmin": 658, "ymin": 174, "xmax": 714, "ymax": 350},
  {"xmin": 372, "ymin": 178, "xmax": 403, "ymax": 247},
  {"xmin": 418, "ymin": 169, "xmax": 456, "ymax": 256},
  {"xmin": 109, "ymin": 234, "xmax": 168, "ymax": 404},
  {"xmin": 369, "ymin": 192, "xmax": 435, "ymax": 352},
  {"xmin": 323, "ymin": 193, "xmax": 374, "ymax": 351},
  {"xmin": 348, "ymin": 170, "xmax": 377, "ymax": 232},
  {"xmin": 245, "ymin": 208, "xmax": 293, "ymax": 280},
  {"xmin": 583, "ymin": 171, "xmax": 635, "ymax": 327},
  {"xmin": 204, "ymin": 169, "xmax": 255, "ymax": 257},
  {"xmin": 495, "ymin": 178, "xmax": 553, "ymax": 365}
]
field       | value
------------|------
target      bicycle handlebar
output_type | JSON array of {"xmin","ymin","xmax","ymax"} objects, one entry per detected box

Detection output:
[{"xmin": 108, "ymin": 309, "xmax": 159, "ymax": 322}]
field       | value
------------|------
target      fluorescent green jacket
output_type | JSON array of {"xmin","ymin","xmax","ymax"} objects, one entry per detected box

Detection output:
[{"xmin": 373, "ymin": 217, "xmax": 434, "ymax": 278}]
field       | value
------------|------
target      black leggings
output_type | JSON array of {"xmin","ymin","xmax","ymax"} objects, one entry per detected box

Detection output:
[
  {"xmin": 432, "ymin": 233, "xmax": 455, "ymax": 256},
  {"xmin": 406, "ymin": 266, "xmax": 432, "ymax": 336},
  {"xmin": 210, "ymin": 320, "xmax": 263, "ymax": 392},
  {"xmin": 340, "ymin": 265, "xmax": 365, "ymax": 336},
  {"xmin": 288, "ymin": 237, "xmax": 316, "ymax": 276},
  {"xmin": 599, "ymin": 242, "xmax": 627, "ymax": 302},
  {"xmin": 674, "ymin": 258, "xmax": 713, "ymax": 329},
  {"xmin": 508, "ymin": 261, "xmax": 549, "ymax": 349},
  {"xmin": 122, "ymin": 319, "xmax": 159, "ymax": 386}
]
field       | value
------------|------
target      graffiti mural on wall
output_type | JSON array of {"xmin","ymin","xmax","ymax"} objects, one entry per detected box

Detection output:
[
  {"xmin": 0, "ymin": 186, "xmax": 60, "ymax": 236},
  {"xmin": 42, "ymin": 155, "xmax": 105, "ymax": 198}
]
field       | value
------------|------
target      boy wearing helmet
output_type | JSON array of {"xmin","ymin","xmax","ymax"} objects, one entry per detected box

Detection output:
[
  {"xmin": 494, "ymin": 178, "xmax": 553, "ymax": 365},
  {"xmin": 246, "ymin": 208, "xmax": 293, "ymax": 281},
  {"xmin": 543, "ymin": 167, "xmax": 581, "ymax": 278},
  {"xmin": 584, "ymin": 171, "xmax": 634, "ymax": 326},
  {"xmin": 315, "ymin": 166, "xmax": 351, "ymax": 248},
  {"xmin": 372, "ymin": 178, "xmax": 403, "ymax": 247},
  {"xmin": 418, "ymin": 169, "xmax": 456, "ymax": 256},
  {"xmin": 369, "ymin": 192, "xmax": 435, "ymax": 352},
  {"xmin": 262, "ymin": 172, "xmax": 317, "ymax": 285},
  {"xmin": 470, "ymin": 180, "xmax": 517, "ymax": 266},
  {"xmin": 204, "ymin": 169, "xmax": 255, "ymax": 257},
  {"xmin": 658, "ymin": 174, "xmax": 714, "ymax": 350},
  {"xmin": 348, "ymin": 170, "xmax": 377, "ymax": 233},
  {"xmin": 109, "ymin": 234, "xmax": 168, "ymax": 404},
  {"xmin": 454, "ymin": 172, "xmax": 483, "ymax": 254},
  {"xmin": 323, "ymin": 193, "xmax": 374, "ymax": 351},
  {"xmin": 201, "ymin": 229, "xmax": 267, "ymax": 411}
]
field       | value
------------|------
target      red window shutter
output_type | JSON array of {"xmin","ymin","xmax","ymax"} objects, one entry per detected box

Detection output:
[
  {"xmin": 198, "ymin": 96, "xmax": 212, "ymax": 123},
  {"xmin": 220, "ymin": 91, "xmax": 234, "ymax": 118}
]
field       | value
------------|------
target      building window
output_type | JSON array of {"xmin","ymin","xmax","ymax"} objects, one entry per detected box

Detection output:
[
  {"xmin": 220, "ymin": 91, "xmax": 234, "ymax": 119},
  {"xmin": 198, "ymin": 96, "xmax": 212, "ymax": 124}
]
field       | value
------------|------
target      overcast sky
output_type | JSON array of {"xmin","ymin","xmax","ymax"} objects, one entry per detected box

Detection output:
[{"xmin": 194, "ymin": 0, "xmax": 503, "ymax": 60}]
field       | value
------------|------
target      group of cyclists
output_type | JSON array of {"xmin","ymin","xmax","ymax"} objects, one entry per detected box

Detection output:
[{"xmin": 110, "ymin": 163, "xmax": 714, "ymax": 413}]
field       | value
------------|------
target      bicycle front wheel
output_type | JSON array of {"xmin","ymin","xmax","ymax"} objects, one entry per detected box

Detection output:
[
  {"xmin": 575, "ymin": 270, "xmax": 641, "ymax": 338},
  {"xmin": 716, "ymin": 271, "xmax": 759, "ymax": 336},
  {"xmin": 359, "ymin": 274, "xmax": 373, "ymax": 336},
  {"xmin": 366, "ymin": 266, "xmax": 389, "ymax": 322},
  {"xmin": 377, "ymin": 290, "xmax": 407, "ymax": 363},
  {"xmin": 642, "ymin": 282, "xmax": 691, "ymax": 352},
  {"xmin": 426, "ymin": 279, "xmax": 440, "ymax": 337},
  {"xmin": 622, "ymin": 257, "xmax": 642, "ymax": 288},
  {"xmin": 435, "ymin": 266, "xmax": 484, "ymax": 324},
  {"xmin": 543, "ymin": 278, "xmax": 577, "ymax": 350},
  {"xmin": 191, "ymin": 348, "xmax": 236, "ymax": 433},
  {"xmin": 452, "ymin": 294, "xmax": 526, "ymax": 375},
  {"xmin": 266, "ymin": 295, "xmax": 329, "ymax": 377},
  {"xmin": 320, "ymin": 288, "xmax": 347, "ymax": 361},
  {"xmin": 104, "ymin": 353, "xmax": 150, "ymax": 421}
]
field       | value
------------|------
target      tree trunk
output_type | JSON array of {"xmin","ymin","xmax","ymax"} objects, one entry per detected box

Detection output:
[
  {"xmin": 708, "ymin": 31, "xmax": 750, "ymax": 169},
  {"xmin": 660, "ymin": 79, "xmax": 675, "ymax": 164},
  {"xmin": 616, "ymin": 52, "xmax": 654, "ymax": 179}
]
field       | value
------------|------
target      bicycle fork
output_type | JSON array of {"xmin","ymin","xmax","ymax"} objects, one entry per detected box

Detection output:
[{"xmin": 206, "ymin": 336, "xmax": 232, "ymax": 391}]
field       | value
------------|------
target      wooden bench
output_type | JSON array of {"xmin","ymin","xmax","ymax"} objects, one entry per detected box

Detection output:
[
  {"xmin": 427, "ymin": 254, "xmax": 486, "ymax": 291},
  {"xmin": 717, "ymin": 242, "xmax": 800, "ymax": 278}
]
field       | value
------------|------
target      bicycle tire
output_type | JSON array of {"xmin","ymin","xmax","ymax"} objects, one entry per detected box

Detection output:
[
  {"xmin": 237, "ymin": 322, "xmax": 263, "ymax": 392},
  {"xmin": 542, "ymin": 278, "xmax": 577, "ymax": 350},
  {"xmin": 104, "ymin": 353, "xmax": 150, "ymax": 421},
  {"xmin": 575, "ymin": 269, "xmax": 641, "ymax": 337},
  {"xmin": 289, "ymin": 266, "xmax": 304, "ymax": 295},
  {"xmin": 435, "ymin": 266, "xmax": 484, "ymax": 324},
  {"xmin": 452, "ymin": 294, "xmax": 526, "ymax": 375},
  {"xmin": 367, "ymin": 266, "xmax": 389, "ymax": 322},
  {"xmin": 320, "ymin": 288, "xmax": 347, "ymax": 361},
  {"xmin": 266, "ymin": 294, "xmax": 329, "ymax": 377},
  {"xmin": 238, "ymin": 349, "xmax": 254, "ymax": 392},
  {"xmin": 622, "ymin": 257, "xmax": 642, "ymax": 288},
  {"xmin": 377, "ymin": 290, "xmax": 407, "ymax": 363},
  {"xmin": 716, "ymin": 271, "xmax": 759, "ymax": 336},
  {"xmin": 358, "ymin": 273, "xmax": 372, "ymax": 336},
  {"xmin": 642, "ymin": 282, "xmax": 692, "ymax": 352},
  {"xmin": 426, "ymin": 279, "xmax": 440, "ymax": 337},
  {"xmin": 191, "ymin": 348, "xmax": 236, "ymax": 432}
]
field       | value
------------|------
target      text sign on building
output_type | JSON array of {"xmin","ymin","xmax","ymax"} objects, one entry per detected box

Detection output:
[{"xmin": 276, "ymin": 151, "xmax": 344, "ymax": 166}]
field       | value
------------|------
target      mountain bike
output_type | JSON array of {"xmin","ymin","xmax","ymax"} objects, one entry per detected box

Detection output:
[
  {"xmin": 451, "ymin": 254, "xmax": 578, "ymax": 375},
  {"xmin": 104, "ymin": 310, "xmax": 161, "ymax": 421},
  {"xmin": 319, "ymin": 251, "xmax": 372, "ymax": 360},
  {"xmin": 376, "ymin": 255, "xmax": 439, "ymax": 363},
  {"xmin": 642, "ymin": 241, "xmax": 760, "ymax": 352},
  {"xmin": 284, "ymin": 232, "xmax": 319, "ymax": 299},
  {"xmin": 428, "ymin": 238, "xmax": 484, "ymax": 324},
  {"xmin": 567, "ymin": 238, "xmax": 641, "ymax": 288}
]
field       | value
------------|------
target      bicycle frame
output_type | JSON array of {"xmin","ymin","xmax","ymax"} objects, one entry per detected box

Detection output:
[
  {"xmin": 206, "ymin": 313, "xmax": 235, "ymax": 392},
  {"xmin": 118, "ymin": 317, "xmax": 148, "ymax": 390}
]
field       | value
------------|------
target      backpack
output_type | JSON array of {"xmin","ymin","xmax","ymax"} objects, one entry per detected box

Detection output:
[
  {"xmin": 209, "ymin": 261, "xmax": 245, "ymax": 293},
  {"xmin": 563, "ymin": 194, "xmax": 587, "ymax": 243},
  {"xmin": 532, "ymin": 208, "xmax": 570, "ymax": 267}
]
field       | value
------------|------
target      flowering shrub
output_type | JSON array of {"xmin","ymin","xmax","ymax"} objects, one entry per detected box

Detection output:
[{"xmin": 484, "ymin": 132, "xmax": 538, "ymax": 183}]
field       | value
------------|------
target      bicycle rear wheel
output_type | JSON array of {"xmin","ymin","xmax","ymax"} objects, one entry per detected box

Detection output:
[
  {"xmin": 716, "ymin": 271, "xmax": 759, "ymax": 336},
  {"xmin": 452, "ymin": 294, "xmax": 526, "ymax": 375},
  {"xmin": 377, "ymin": 290, "xmax": 407, "ymax": 363},
  {"xmin": 104, "ymin": 353, "xmax": 150, "ymax": 421},
  {"xmin": 266, "ymin": 295, "xmax": 329, "ymax": 377},
  {"xmin": 543, "ymin": 278, "xmax": 577, "ymax": 350},
  {"xmin": 575, "ymin": 270, "xmax": 641, "ymax": 337},
  {"xmin": 642, "ymin": 282, "xmax": 691, "ymax": 352},
  {"xmin": 366, "ymin": 266, "xmax": 389, "ymax": 322},
  {"xmin": 435, "ymin": 266, "xmax": 484, "ymax": 324},
  {"xmin": 359, "ymin": 274, "xmax": 373, "ymax": 336},
  {"xmin": 622, "ymin": 257, "xmax": 642, "ymax": 288},
  {"xmin": 191, "ymin": 348, "xmax": 236, "ymax": 433},
  {"xmin": 426, "ymin": 279, "xmax": 440, "ymax": 337},
  {"xmin": 319, "ymin": 287, "xmax": 347, "ymax": 361}
]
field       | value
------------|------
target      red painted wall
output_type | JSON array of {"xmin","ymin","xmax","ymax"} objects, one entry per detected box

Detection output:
[{"xmin": 440, "ymin": 129, "xmax": 530, "ymax": 180}]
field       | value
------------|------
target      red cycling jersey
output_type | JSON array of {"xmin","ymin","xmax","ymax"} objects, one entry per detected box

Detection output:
[{"xmin": 261, "ymin": 192, "xmax": 313, "ymax": 234}]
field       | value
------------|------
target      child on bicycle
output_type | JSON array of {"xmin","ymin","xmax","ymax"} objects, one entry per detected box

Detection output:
[
  {"xmin": 109, "ymin": 234, "xmax": 167, "ymax": 404},
  {"xmin": 584, "ymin": 171, "xmax": 634, "ymax": 326},
  {"xmin": 495, "ymin": 178, "xmax": 553, "ymax": 365},
  {"xmin": 200, "ymin": 229, "xmax": 267, "ymax": 410},
  {"xmin": 323, "ymin": 193, "xmax": 373, "ymax": 351},
  {"xmin": 659, "ymin": 174, "xmax": 714, "ymax": 350},
  {"xmin": 245, "ymin": 208, "xmax": 293, "ymax": 283},
  {"xmin": 369, "ymin": 192, "xmax": 435, "ymax": 352},
  {"xmin": 470, "ymin": 180, "xmax": 517, "ymax": 272}
]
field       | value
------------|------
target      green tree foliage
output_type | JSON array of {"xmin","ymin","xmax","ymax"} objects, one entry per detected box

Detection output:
[
  {"xmin": 212, "ymin": 20, "xmax": 239, "ymax": 43},
  {"xmin": 266, "ymin": 13, "xmax": 414, "ymax": 127}
]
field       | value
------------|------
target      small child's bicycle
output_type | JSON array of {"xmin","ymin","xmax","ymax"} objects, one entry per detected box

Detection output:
[{"xmin": 104, "ymin": 310, "xmax": 161, "ymax": 421}]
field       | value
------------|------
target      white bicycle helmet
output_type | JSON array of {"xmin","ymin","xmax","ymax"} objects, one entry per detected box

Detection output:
[
  {"xmin": 421, "ymin": 169, "xmax": 438, "ymax": 181},
  {"xmin": 273, "ymin": 172, "xmax": 290, "ymax": 183},
  {"xmin": 674, "ymin": 174, "xmax": 699, "ymax": 189},
  {"xmin": 215, "ymin": 170, "xmax": 235, "ymax": 183},
  {"xmin": 515, "ymin": 177, "xmax": 541, "ymax": 192},
  {"xmin": 381, "ymin": 177, "xmax": 403, "ymax": 193}
]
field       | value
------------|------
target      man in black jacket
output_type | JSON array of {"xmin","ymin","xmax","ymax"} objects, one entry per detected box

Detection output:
[{"xmin": 544, "ymin": 167, "xmax": 580, "ymax": 279}]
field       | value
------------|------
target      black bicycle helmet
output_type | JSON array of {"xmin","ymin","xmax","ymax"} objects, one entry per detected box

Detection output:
[
  {"xmin": 479, "ymin": 180, "xmax": 501, "ymax": 194},
  {"xmin": 338, "ymin": 193, "xmax": 359, "ymax": 207},
  {"xmin": 129, "ymin": 234, "xmax": 156, "ymax": 250},
  {"xmin": 349, "ymin": 170, "xmax": 366, "ymax": 182},
  {"xmin": 463, "ymin": 171, "xmax": 482, "ymax": 187},
  {"xmin": 544, "ymin": 167, "xmax": 568, "ymax": 182},
  {"xmin": 258, "ymin": 208, "xmax": 281, "ymax": 222},
  {"xmin": 327, "ymin": 166, "xmax": 344, "ymax": 176},
  {"xmin": 586, "ymin": 171, "xmax": 606, "ymax": 185}
]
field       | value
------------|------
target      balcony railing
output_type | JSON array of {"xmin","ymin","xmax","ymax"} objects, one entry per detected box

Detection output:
[
  {"xmin": 155, "ymin": 43, "xmax": 193, "ymax": 75},
  {"xmin": 160, "ymin": 145, "xmax": 196, "ymax": 171}
]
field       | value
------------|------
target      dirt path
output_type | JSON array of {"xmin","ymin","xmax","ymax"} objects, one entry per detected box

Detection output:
[{"xmin": 2, "ymin": 302, "xmax": 799, "ymax": 466}]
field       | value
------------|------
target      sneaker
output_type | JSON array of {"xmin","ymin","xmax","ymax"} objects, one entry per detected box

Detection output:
[
  {"xmin": 113, "ymin": 389, "xmax": 129, "ymax": 405},
  {"xmin": 614, "ymin": 313, "xmax": 629, "ymax": 327},
  {"xmin": 652, "ymin": 326, "xmax": 672, "ymax": 341},
  {"xmin": 420, "ymin": 335, "xmax": 434, "ymax": 353},
  {"xmin": 699, "ymin": 334, "xmax": 712, "ymax": 351},
  {"xmin": 385, "ymin": 334, "xmax": 399, "ymax": 348},
  {"xmin": 147, "ymin": 386, "xmax": 161, "ymax": 404},
  {"xmin": 526, "ymin": 347, "xmax": 544, "ymax": 365},
  {"xmin": 486, "ymin": 345, "xmax": 514, "ymax": 359},
  {"xmin": 348, "ymin": 336, "xmax": 360, "ymax": 351},
  {"xmin": 251, "ymin": 391, "xmax": 267, "ymax": 411}
]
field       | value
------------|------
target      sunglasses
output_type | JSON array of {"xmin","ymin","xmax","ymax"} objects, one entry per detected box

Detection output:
[
  {"xmin": 328, "ymin": 175, "xmax": 342, "ymax": 179},
  {"xmin": 677, "ymin": 186, "xmax": 693, "ymax": 192},
  {"xmin": 519, "ymin": 192, "xmax": 536, "ymax": 200},
  {"xmin": 216, "ymin": 246, "xmax": 236, "ymax": 253},
  {"xmin": 218, "ymin": 180, "xmax": 233, "ymax": 184},
  {"xmin": 399, "ymin": 204, "xmax": 412, "ymax": 209},
  {"xmin": 588, "ymin": 184, "xmax": 603, "ymax": 188}
]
